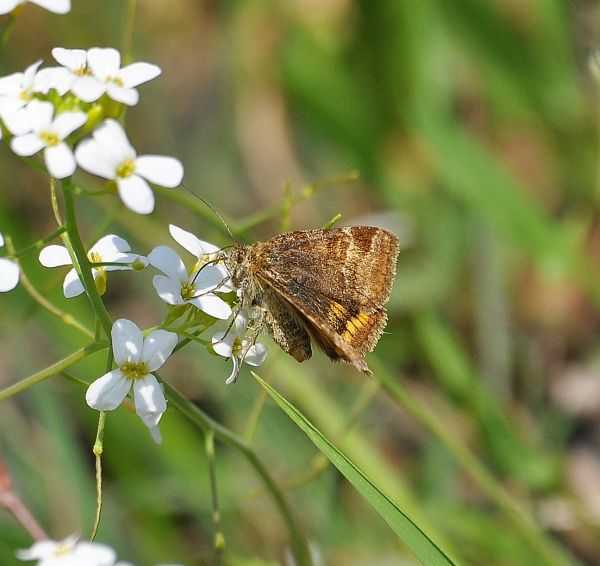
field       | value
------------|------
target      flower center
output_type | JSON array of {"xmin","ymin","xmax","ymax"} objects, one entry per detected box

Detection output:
[
  {"xmin": 19, "ymin": 88, "xmax": 32, "ymax": 102},
  {"xmin": 232, "ymin": 337, "xmax": 243, "ymax": 356},
  {"xmin": 105, "ymin": 75, "xmax": 124, "ymax": 87},
  {"xmin": 39, "ymin": 130, "xmax": 60, "ymax": 146},
  {"xmin": 121, "ymin": 361, "xmax": 149, "ymax": 380},
  {"xmin": 88, "ymin": 250, "xmax": 105, "ymax": 272},
  {"xmin": 116, "ymin": 158, "xmax": 136, "ymax": 179},
  {"xmin": 181, "ymin": 281, "xmax": 196, "ymax": 301},
  {"xmin": 74, "ymin": 65, "xmax": 92, "ymax": 77},
  {"xmin": 53, "ymin": 541, "xmax": 75, "ymax": 557}
]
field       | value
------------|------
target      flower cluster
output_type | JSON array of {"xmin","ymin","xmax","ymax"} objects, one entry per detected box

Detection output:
[
  {"xmin": 0, "ymin": 49, "xmax": 183, "ymax": 212},
  {"xmin": 0, "ymin": 48, "xmax": 267, "ymax": 442}
]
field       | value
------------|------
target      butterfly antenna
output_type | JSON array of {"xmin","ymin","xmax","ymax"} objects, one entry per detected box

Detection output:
[{"xmin": 181, "ymin": 184, "xmax": 239, "ymax": 244}]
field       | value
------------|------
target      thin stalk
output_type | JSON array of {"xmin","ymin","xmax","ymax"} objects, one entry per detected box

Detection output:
[
  {"xmin": 61, "ymin": 179, "xmax": 113, "ymax": 337},
  {"xmin": 0, "ymin": 341, "xmax": 108, "ymax": 402},
  {"xmin": 162, "ymin": 381, "xmax": 312, "ymax": 566},
  {"xmin": 3, "ymin": 234, "xmax": 93, "ymax": 338}
]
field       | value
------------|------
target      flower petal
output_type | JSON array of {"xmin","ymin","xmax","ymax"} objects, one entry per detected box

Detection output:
[
  {"xmin": 74, "ymin": 137, "xmax": 117, "ymax": 179},
  {"xmin": 190, "ymin": 294, "xmax": 232, "ymax": 320},
  {"xmin": 147, "ymin": 245, "xmax": 188, "ymax": 281},
  {"xmin": 1, "ymin": 106, "xmax": 31, "ymax": 135},
  {"xmin": 11, "ymin": 133, "xmax": 44, "ymax": 156},
  {"xmin": 52, "ymin": 110, "xmax": 87, "ymax": 138},
  {"xmin": 112, "ymin": 318, "xmax": 143, "ymax": 365},
  {"xmin": 92, "ymin": 119, "xmax": 136, "ymax": 158},
  {"xmin": 72, "ymin": 541, "xmax": 116, "ymax": 564},
  {"xmin": 169, "ymin": 224, "xmax": 221, "ymax": 258},
  {"xmin": 85, "ymin": 369, "xmax": 131, "ymax": 411},
  {"xmin": 52, "ymin": 47, "xmax": 86, "ymax": 70},
  {"xmin": 192, "ymin": 264, "xmax": 229, "ymax": 293},
  {"xmin": 106, "ymin": 83, "xmax": 139, "ymax": 106},
  {"xmin": 44, "ymin": 142, "xmax": 76, "ymax": 178},
  {"xmin": 71, "ymin": 75, "xmax": 106, "ymax": 102},
  {"xmin": 116, "ymin": 175, "xmax": 155, "ymax": 214},
  {"xmin": 118, "ymin": 62, "xmax": 161, "ymax": 88},
  {"xmin": 63, "ymin": 267, "xmax": 84, "ymax": 298},
  {"xmin": 87, "ymin": 47, "xmax": 120, "ymax": 79},
  {"xmin": 39, "ymin": 244, "xmax": 72, "ymax": 267},
  {"xmin": 26, "ymin": 99, "xmax": 54, "ymax": 131},
  {"xmin": 0, "ymin": 258, "xmax": 19, "ymax": 292},
  {"xmin": 133, "ymin": 374, "xmax": 167, "ymax": 427},
  {"xmin": 91, "ymin": 234, "xmax": 131, "ymax": 256},
  {"xmin": 0, "ymin": 0, "xmax": 19, "ymax": 15},
  {"xmin": 135, "ymin": 155, "xmax": 183, "ymax": 187},
  {"xmin": 142, "ymin": 329, "xmax": 178, "ymax": 371},
  {"xmin": 30, "ymin": 0, "xmax": 71, "ymax": 14},
  {"xmin": 211, "ymin": 331, "xmax": 235, "ymax": 358},
  {"xmin": 225, "ymin": 356, "xmax": 240, "ymax": 385},
  {"xmin": 151, "ymin": 274, "xmax": 185, "ymax": 306},
  {"xmin": 242, "ymin": 342, "xmax": 268, "ymax": 367},
  {"xmin": 37, "ymin": 66, "xmax": 73, "ymax": 96},
  {"xmin": 103, "ymin": 252, "xmax": 145, "ymax": 271}
]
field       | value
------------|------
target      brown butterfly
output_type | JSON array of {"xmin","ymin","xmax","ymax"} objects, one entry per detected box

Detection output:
[{"xmin": 224, "ymin": 226, "xmax": 398, "ymax": 375}]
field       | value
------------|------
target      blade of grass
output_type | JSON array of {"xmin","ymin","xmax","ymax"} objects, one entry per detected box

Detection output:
[{"xmin": 252, "ymin": 371, "xmax": 457, "ymax": 566}]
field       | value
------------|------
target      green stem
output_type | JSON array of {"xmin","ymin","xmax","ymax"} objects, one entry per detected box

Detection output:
[
  {"xmin": 0, "ymin": 341, "xmax": 108, "ymax": 402},
  {"xmin": 61, "ymin": 179, "xmax": 113, "ymax": 337},
  {"xmin": 7, "ymin": 227, "xmax": 66, "ymax": 258},
  {"xmin": 235, "ymin": 170, "xmax": 360, "ymax": 233},
  {"xmin": 371, "ymin": 358, "xmax": 575, "ymax": 566},
  {"xmin": 3, "ymin": 234, "xmax": 94, "ymax": 338},
  {"xmin": 162, "ymin": 381, "xmax": 312, "ymax": 566}
]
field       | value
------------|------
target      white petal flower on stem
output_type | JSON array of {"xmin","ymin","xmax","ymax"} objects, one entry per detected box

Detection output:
[
  {"xmin": 212, "ymin": 313, "xmax": 267, "ymax": 384},
  {"xmin": 17, "ymin": 534, "xmax": 116, "ymax": 566},
  {"xmin": 148, "ymin": 245, "xmax": 232, "ymax": 320},
  {"xmin": 0, "ymin": 231, "xmax": 19, "ymax": 292},
  {"xmin": 0, "ymin": 60, "xmax": 53, "ymax": 135},
  {"xmin": 44, "ymin": 47, "xmax": 103, "ymax": 101},
  {"xmin": 86, "ymin": 319, "xmax": 177, "ymax": 442},
  {"xmin": 39, "ymin": 234, "xmax": 147, "ymax": 298},
  {"xmin": 75, "ymin": 119, "xmax": 184, "ymax": 214},
  {"xmin": 168, "ymin": 224, "xmax": 235, "ymax": 292},
  {"xmin": 10, "ymin": 100, "xmax": 86, "ymax": 178},
  {"xmin": 84, "ymin": 47, "xmax": 161, "ymax": 106}
]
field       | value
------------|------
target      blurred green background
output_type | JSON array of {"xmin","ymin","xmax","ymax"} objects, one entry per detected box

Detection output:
[{"xmin": 2, "ymin": 1, "xmax": 600, "ymax": 564}]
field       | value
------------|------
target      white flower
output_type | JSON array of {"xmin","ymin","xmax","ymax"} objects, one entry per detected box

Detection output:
[
  {"xmin": 0, "ymin": 0, "xmax": 70, "ymax": 16},
  {"xmin": 49, "ymin": 47, "xmax": 160, "ymax": 104},
  {"xmin": 10, "ymin": 100, "xmax": 86, "ymax": 178},
  {"xmin": 86, "ymin": 319, "xmax": 177, "ymax": 443},
  {"xmin": 169, "ymin": 223, "xmax": 235, "ymax": 289},
  {"xmin": 148, "ymin": 245, "xmax": 232, "ymax": 320},
  {"xmin": 0, "ymin": 60, "xmax": 52, "ymax": 135},
  {"xmin": 0, "ymin": 232, "xmax": 19, "ymax": 292},
  {"xmin": 17, "ymin": 534, "xmax": 116, "ymax": 566},
  {"xmin": 212, "ymin": 313, "xmax": 267, "ymax": 384},
  {"xmin": 39, "ymin": 234, "xmax": 147, "ymax": 298},
  {"xmin": 49, "ymin": 48, "xmax": 104, "ymax": 102},
  {"xmin": 75, "ymin": 119, "xmax": 184, "ymax": 214}
]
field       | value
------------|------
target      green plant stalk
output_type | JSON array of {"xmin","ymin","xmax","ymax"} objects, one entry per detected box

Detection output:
[
  {"xmin": 61, "ymin": 179, "xmax": 113, "ymax": 337},
  {"xmin": 7, "ymin": 227, "xmax": 66, "ymax": 258},
  {"xmin": 3, "ymin": 234, "xmax": 94, "ymax": 338},
  {"xmin": 162, "ymin": 381, "xmax": 312, "ymax": 566},
  {"xmin": 371, "ymin": 358, "xmax": 576, "ymax": 566},
  {"xmin": 0, "ymin": 341, "xmax": 108, "ymax": 402},
  {"xmin": 234, "ymin": 170, "xmax": 360, "ymax": 234}
]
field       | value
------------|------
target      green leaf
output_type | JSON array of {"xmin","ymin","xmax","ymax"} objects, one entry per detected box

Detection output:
[{"xmin": 252, "ymin": 372, "xmax": 457, "ymax": 566}]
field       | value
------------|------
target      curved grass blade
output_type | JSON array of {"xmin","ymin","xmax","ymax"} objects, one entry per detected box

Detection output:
[{"xmin": 252, "ymin": 372, "xmax": 457, "ymax": 566}]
